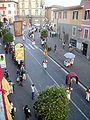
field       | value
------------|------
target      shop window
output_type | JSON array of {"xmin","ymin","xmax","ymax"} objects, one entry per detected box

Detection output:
[
  {"xmin": 70, "ymin": 39, "xmax": 76, "ymax": 47},
  {"xmin": 72, "ymin": 26, "xmax": 76, "ymax": 36},
  {"xmin": 84, "ymin": 28, "xmax": 89, "ymax": 39},
  {"xmin": 84, "ymin": 10, "xmax": 90, "ymax": 20},
  {"xmin": 72, "ymin": 10, "xmax": 78, "ymax": 19}
]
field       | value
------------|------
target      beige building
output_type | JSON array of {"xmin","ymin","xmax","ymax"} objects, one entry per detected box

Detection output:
[
  {"xmin": 0, "ymin": 1, "xmax": 18, "ymax": 23},
  {"xmin": 18, "ymin": 0, "xmax": 46, "ymax": 25},
  {"xmin": 45, "ymin": 5, "xmax": 63, "ymax": 30}
]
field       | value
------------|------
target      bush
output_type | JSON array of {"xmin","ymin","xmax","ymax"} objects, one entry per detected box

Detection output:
[
  {"xmin": 3, "ymin": 32, "xmax": 13, "ymax": 44},
  {"xmin": 2, "ymin": 29, "xmax": 9, "ymax": 36},
  {"xmin": 41, "ymin": 29, "xmax": 48, "ymax": 38},
  {"xmin": 0, "ymin": 21, "xmax": 3, "ymax": 29},
  {"xmin": 34, "ymin": 86, "xmax": 69, "ymax": 120}
]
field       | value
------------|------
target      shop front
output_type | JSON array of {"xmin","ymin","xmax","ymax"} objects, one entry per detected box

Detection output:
[{"xmin": 82, "ymin": 40, "xmax": 90, "ymax": 60}]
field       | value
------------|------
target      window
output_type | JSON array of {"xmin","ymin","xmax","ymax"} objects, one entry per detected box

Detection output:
[
  {"xmin": 72, "ymin": 26, "xmax": 76, "ymax": 36},
  {"xmin": 84, "ymin": 28, "xmax": 89, "ymax": 39},
  {"xmin": 8, "ymin": 4, "xmax": 10, "ymax": 7},
  {"xmin": 63, "ymin": 11, "xmax": 67, "ymax": 19},
  {"xmin": 72, "ymin": 11, "xmax": 78, "ymax": 19},
  {"xmin": 2, "ymin": 4, "xmax": 4, "ymax": 7},
  {"xmin": 58, "ymin": 12, "xmax": 62, "ymax": 19},
  {"xmin": 22, "ymin": 10, "xmax": 25, "ymax": 16},
  {"xmin": 8, "ymin": 10, "xmax": 11, "ymax": 14},
  {"xmin": 35, "ymin": 10, "xmax": 38, "ymax": 15},
  {"xmin": 84, "ymin": 10, "xmax": 90, "ymax": 20},
  {"xmin": 55, "ymin": 12, "xmax": 57, "ymax": 19},
  {"xmin": 3, "ymin": 11, "xmax": 5, "ymax": 15}
]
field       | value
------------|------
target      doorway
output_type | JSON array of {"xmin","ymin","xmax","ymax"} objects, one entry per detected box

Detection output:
[{"xmin": 82, "ymin": 43, "xmax": 88, "ymax": 56}]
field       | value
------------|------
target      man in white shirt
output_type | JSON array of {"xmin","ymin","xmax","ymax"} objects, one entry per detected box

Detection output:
[{"xmin": 31, "ymin": 84, "xmax": 35, "ymax": 100}]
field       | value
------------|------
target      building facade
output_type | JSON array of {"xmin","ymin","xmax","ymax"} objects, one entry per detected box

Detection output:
[
  {"xmin": 0, "ymin": 1, "xmax": 18, "ymax": 23},
  {"xmin": 45, "ymin": 5, "xmax": 63, "ymax": 30},
  {"xmin": 52, "ymin": 0, "xmax": 90, "ymax": 60},
  {"xmin": 18, "ymin": 0, "xmax": 46, "ymax": 25}
]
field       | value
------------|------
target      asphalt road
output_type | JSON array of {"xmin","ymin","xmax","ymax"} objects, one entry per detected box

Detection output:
[{"xmin": 0, "ymin": 26, "xmax": 90, "ymax": 120}]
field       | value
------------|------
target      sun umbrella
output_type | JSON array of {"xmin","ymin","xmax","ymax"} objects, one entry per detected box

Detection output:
[{"xmin": 64, "ymin": 52, "xmax": 75, "ymax": 59}]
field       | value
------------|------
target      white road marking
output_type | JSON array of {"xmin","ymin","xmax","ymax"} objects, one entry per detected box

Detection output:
[
  {"xmin": 27, "ymin": 74, "xmax": 39, "ymax": 95},
  {"xmin": 34, "ymin": 45, "xmax": 38, "ymax": 49},
  {"xmin": 38, "ymin": 46, "xmax": 86, "ymax": 90},
  {"xmin": 71, "ymin": 99, "xmax": 89, "ymax": 120},
  {"xmin": 25, "ymin": 44, "xmax": 89, "ymax": 120},
  {"xmin": 28, "ymin": 44, "xmax": 35, "ymax": 50}
]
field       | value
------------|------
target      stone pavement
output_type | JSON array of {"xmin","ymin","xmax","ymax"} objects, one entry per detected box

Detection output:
[{"xmin": 46, "ymin": 33, "xmax": 90, "ymax": 88}]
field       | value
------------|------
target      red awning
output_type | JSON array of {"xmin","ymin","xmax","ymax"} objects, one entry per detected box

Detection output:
[
  {"xmin": 0, "ymin": 67, "xmax": 3, "ymax": 85},
  {"xmin": 0, "ymin": 7, "xmax": 6, "ymax": 10},
  {"xmin": 66, "ymin": 72, "xmax": 78, "ymax": 85}
]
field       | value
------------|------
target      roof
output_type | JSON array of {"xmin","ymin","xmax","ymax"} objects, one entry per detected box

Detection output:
[
  {"xmin": 0, "ymin": 1, "xmax": 18, "ymax": 4},
  {"xmin": 46, "ymin": 5, "xmax": 64, "ymax": 9},
  {"xmin": 53, "ymin": 5, "xmax": 83, "ymax": 12}
]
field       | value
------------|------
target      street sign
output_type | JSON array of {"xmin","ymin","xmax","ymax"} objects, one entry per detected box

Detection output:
[{"xmin": 0, "ymin": 54, "xmax": 6, "ymax": 68}]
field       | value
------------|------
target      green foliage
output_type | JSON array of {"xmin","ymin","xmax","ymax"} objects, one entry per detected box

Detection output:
[
  {"xmin": 0, "ymin": 31, "xmax": 2, "ymax": 37},
  {"xmin": 3, "ymin": 32, "xmax": 13, "ymax": 44},
  {"xmin": 2, "ymin": 29, "xmax": 9, "ymax": 36},
  {"xmin": 41, "ymin": 29, "xmax": 48, "ymax": 38},
  {"xmin": 0, "ymin": 21, "xmax": 3, "ymax": 29},
  {"xmin": 34, "ymin": 86, "xmax": 69, "ymax": 120}
]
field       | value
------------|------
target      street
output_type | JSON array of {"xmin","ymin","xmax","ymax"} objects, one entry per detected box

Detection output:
[{"xmin": 0, "ymin": 27, "xmax": 90, "ymax": 120}]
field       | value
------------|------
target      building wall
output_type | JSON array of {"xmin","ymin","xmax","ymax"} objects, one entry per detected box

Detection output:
[
  {"xmin": 18, "ymin": 0, "xmax": 46, "ymax": 24},
  {"xmin": 0, "ymin": 1, "xmax": 18, "ymax": 23}
]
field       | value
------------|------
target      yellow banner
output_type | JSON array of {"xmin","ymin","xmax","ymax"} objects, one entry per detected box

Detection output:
[{"xmin": 15, "ymin": 43, "xmax": 24, "ymax": 61}]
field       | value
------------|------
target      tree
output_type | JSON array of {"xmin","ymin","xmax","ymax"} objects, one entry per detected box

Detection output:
[
  {"xmin": 0, "ymin": 21, "xmax": 3, "ymax": 29},
  {"xmin": 41, "ymin": 29, "xmax": 48, "ymax": 38},
  {"xmin": 3, "ymin": 32, "xmax": 13, "ymax": 44},
  {"xmin": 2, "ymin": 29, "xmax": 9, "ymax": 36},
  {"xmin": 34, "ymin": 86, "xmax": 69, "ymax": 120}
]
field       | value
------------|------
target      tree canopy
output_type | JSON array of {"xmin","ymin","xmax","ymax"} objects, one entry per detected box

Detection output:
[
  {"xmin": 41, "ymin": 29, "xmax": 48, "ymax": 38},
  {"xmin": 0, "ymin": 21, "xmax": 3, "ymax": 29},
  {"xmin": 34, "ymin": 86, "xmax": 69, "ymax": 120},
  {"xmin": 3, "ymin": 32, "xmax": 13, "ymax": 44}
]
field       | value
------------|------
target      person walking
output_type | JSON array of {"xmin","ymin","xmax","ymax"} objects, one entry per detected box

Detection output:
[
  {"xmin": 18, "ymin": 75, "xmax": 23, "ymax": 86},
  {"xmin": 23, "ymin": 105, "xmax": 31, "ymax": 120},
  {"xmin": 54, "ymin": 44, "xmax": 57, "ymax": 52},
  {"xmin": 4, "ymin": 69, "xmax": 9, "ymax": 80},
  {"xmin": 85, "ymin": 87, "xmax": 90, "ymax": 102},
  {"xmin": 10, "ymin": 102, "xmax": 16, "ymax": 120},
  {"xmin": 31, "ymin": 84, "xmax": 35, "ymax": 100},
  {"xmin": 62, "ymin": 42, "xmax": 65, "ymax": 49}
]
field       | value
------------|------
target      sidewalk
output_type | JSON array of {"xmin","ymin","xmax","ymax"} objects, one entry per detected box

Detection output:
[{"xmin": 46, "ymin": 34, "xmax": 90, "ymax": 88}]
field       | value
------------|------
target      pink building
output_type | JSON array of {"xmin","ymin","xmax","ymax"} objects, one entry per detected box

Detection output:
[
  {"xmin": 0, "ymin": 1, "xmax": 18, "ymax": 23},
  {"xmin": 80, "ymin": 0, "xmax": 90, "ymax": 59}
]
